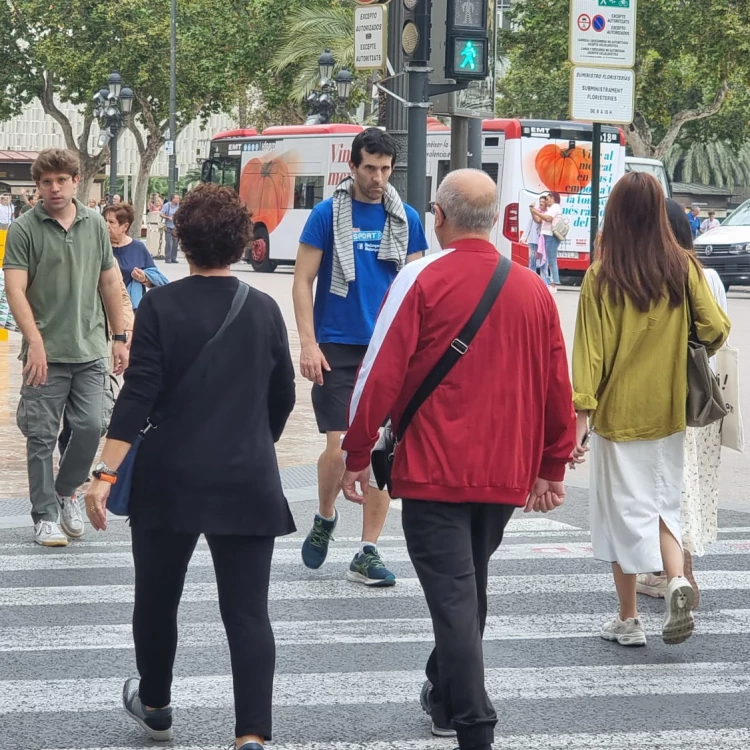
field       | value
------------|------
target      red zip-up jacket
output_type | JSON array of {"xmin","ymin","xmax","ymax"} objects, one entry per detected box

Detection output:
[{"xmin": 342, "ymin": 239, "xmax": 575, "ymax": 506}]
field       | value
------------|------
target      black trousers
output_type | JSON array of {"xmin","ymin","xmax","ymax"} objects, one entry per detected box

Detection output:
[
  {"xmin": 131, "ymin": 526, "xmax": 276, "ymax": 739},
  {"xmin": 401, "ymin": 499, "xmax": 516, "ymax": 750}
]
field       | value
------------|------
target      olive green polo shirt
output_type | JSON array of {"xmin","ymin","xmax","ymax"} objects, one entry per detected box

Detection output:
[{"xmin": 2, "ymin": 199, "xmax": 115, "ymax": 363}]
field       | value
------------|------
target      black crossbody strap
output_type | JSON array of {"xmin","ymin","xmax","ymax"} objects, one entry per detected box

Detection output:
[
  {"xmin": 396, "ymin": 255, "xmax": 512, "ymax": 441},
  {"xmin": 147, "ymin": 281, "xmax": 249, "ymax": 429}
]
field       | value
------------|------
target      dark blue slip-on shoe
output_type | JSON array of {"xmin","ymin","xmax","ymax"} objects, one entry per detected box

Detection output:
[{"xmin": 122, "ymin": 677, "xmax": 173, "ymax": 741}]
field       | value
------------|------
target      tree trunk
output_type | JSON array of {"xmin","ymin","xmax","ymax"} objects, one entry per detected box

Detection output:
[
  {"xmin": 38, "ymin": 74, "xmax": 109, "ymax": 203},
  {"xmin": 237, "ymin": 87, "xmax": 250, "ymax": 128},
  {"xmin": 130, "ymin": 139, "xmax": 163, "ymax": 239}
]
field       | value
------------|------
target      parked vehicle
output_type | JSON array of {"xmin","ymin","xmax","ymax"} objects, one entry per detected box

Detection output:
[
  {"xmin": 625, "ymin": 156, "xmax": 672, "ymax": 198},
  {"xmin": 694, "ymin": 199, "xmax": 750, "ymax": 290}
]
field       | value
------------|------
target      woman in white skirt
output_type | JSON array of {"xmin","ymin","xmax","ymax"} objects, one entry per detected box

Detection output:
[
  {"xmin": 572, "ymin": 173, "xmax": 730, "ymax": 647},
  {"xmin": 637, "ymin": 199, "xmax": 730, "ymax": 608}
]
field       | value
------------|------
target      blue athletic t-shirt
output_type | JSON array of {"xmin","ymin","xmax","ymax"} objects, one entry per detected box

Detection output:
[{"xmin": 300, "ymin": 197, "xmax": 428, "ymax": 345}]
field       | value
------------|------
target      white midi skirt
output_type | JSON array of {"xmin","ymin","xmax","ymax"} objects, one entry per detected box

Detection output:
[{"xmin": 589, "ymin": 431, "xmax": 685, "ymax": 575}]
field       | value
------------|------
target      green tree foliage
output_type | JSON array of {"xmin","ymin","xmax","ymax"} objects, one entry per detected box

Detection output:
[
  {"xmin": 0, "ymin": 0, "xmax": 299, "ymax": 228},
  {"xmin": 497, "ymin": 0, "xmax": 750, "ymax": 159}
]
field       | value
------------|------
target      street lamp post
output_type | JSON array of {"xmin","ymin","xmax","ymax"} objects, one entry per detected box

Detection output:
[
  {"xmin": 305, "ymin": 50, "xmax": 353, "ymax": 126},
  {"xmin": 94, "ymin": 72, "xmax": 134, "ymax": 204}
]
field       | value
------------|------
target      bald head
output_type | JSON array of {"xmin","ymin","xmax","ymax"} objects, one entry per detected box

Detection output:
[{"xmin": 435, "ymin": 169, "xmax": 498, "ymax": 238}]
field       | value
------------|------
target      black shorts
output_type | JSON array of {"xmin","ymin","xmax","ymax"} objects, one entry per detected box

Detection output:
[{"xmin": 312, "ymin": 343, "xmax": 368, "ymax": 434}]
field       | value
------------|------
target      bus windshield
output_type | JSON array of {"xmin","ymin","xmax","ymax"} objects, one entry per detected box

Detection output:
[{"xmin": 201, "ymin": 153, "xmax": 241, "ymax": 190}]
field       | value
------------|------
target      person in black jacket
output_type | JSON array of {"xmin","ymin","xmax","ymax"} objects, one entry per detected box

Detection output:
[{"xmin": 84, "ymin": 183, "xmax": 296, "ymax": 750}]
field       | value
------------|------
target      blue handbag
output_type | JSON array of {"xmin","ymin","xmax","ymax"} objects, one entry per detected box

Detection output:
[{"xmin": 106, "ymin": 282, "xmax": 249, "ymax": 516}]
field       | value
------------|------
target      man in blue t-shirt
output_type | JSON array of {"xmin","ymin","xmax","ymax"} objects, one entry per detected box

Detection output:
[
  {"xmin": 687, "ymin": 206, "xmax": 702, "ymax": 238},
  {"xmin": 293, "ymin": 128, "xmax": 428, "ymax": 587}
]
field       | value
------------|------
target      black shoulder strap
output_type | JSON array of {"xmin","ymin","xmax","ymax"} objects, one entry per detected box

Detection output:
[
  {"xmin": 396, "ymin": 255, "xmax": 512, "ymax": 441},
  {"xmin": 148, "ymin": 281, "xmax": 249, "ymax": 429}
]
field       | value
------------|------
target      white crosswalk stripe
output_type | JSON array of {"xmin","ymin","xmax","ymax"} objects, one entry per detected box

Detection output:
[{"xmin": 2, "ymin": 509, "xmax": 750, "ymax": 748}]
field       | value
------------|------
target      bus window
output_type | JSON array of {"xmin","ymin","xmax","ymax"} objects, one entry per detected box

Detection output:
[
  {"xmin": 294, "ymin": 176, "xmax": 324, "ymax": 209},
  {"xmin": 202, "ymin": 156, "xmax": 241, "ymax": 190},
  {"xmin": 437, "ymin": 160, "xmax": 498, "ymax": 188}
]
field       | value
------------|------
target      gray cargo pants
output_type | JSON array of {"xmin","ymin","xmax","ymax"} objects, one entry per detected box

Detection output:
[{"xmin": 16, "ymin": 358, "xmax": 110, "ymax": 524}]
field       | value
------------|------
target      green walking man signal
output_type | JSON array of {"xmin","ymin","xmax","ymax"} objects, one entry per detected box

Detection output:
[{"xmin": 458, "ymin": 40, "xmax": 478, "ymax": 70}]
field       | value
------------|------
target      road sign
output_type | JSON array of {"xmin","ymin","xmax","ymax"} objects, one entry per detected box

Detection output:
[
  {"xmin": 570, "ymin": 0, "xmax": 636, "ymax": 68},
  {"xmin": 164, "ymin": 140, "xmax": 174, "ymax": 156},
  {"xmin": 354, "ymin": 5, "xmax": 387, "ymax": 70},
  {"xmin": 570, "ymin": 65, "xmax": 635, "ymax": 124}
]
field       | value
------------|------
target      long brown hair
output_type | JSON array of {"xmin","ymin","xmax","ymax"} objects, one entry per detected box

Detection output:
[{"xmin": 596, "ymin": 172, "xmax": 692, "ymax": 312}]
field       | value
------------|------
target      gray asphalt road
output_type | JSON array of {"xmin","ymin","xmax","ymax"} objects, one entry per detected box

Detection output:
[{"xmin": 2, "ymin": 485, "xmax": 750, "ymax": 750}]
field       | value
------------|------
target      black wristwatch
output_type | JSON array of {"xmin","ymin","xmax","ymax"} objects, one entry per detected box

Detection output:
[{"xmin": 112, "ymin": 333, "xmax": 128, "ymax": 343}]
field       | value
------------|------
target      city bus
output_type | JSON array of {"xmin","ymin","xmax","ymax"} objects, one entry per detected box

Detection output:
[{"xmin": 201, "ymin": 119, "xmax": 626, "ymax": 276}]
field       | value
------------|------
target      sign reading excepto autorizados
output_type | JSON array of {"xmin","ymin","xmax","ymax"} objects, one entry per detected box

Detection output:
[
  {"xmin": 354, "ymin": 4, "xmax": 387, "ymax": 71},
  {"xmin": 570, "ymin": 66, "xmax": 635, "ymax": 124},
  {"xmin": 570, "ymin": 0, "xmax": 636, "ymax": 68}
]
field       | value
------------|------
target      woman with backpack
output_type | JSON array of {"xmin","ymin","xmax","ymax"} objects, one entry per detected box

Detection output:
[{"xmin": 531, "ymin": 191, "xmax": 562, "ymax": 294}]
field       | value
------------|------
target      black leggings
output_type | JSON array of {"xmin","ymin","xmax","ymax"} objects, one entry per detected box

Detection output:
[{"xmin": 131, "ymin": 526, "xmax": 276, "ymax": 739}]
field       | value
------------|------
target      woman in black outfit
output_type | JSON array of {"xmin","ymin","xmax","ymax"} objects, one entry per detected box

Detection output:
[{"xmin": 84, "ymin": 184, "xmax": 296, "ymax": 750}]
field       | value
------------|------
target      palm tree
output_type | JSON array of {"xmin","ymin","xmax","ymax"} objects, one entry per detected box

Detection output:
[
  {"xmin": 270, "ymin": 0, "xmax": 356, "ymax": 103},
  {"xmin": 665, "ymin": 141, "xmax": 750, "ymax": 189}
]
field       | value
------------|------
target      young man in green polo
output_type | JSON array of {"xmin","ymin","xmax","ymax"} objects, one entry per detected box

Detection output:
[{"xmin": 3, "ymin": 148, "xmax": 129, "ymax": 547}]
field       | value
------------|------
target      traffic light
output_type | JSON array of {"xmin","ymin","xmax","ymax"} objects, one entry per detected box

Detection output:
[
  {"xmin": 401, "ymin": 0, "xmax": 432, "ymax": 63},
  {"xmin": 445, "ymin": 0, "xmax": 489, "ymax": 80}
]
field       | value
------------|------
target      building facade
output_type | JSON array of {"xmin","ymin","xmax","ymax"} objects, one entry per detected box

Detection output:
[{"xmin": 0, "ymin": 97, "xmax": 238, "ymax": 198}]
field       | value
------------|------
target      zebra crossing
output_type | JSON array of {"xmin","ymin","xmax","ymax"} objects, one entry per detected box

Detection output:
[{"xmin": 2, "ymin": 493, "xmax": 750, "ymax": 750}]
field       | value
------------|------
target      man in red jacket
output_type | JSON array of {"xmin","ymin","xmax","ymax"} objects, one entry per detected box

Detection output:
[{"xmin": 341, "ymin": 169, "xmax": 575, "ymax": 750}]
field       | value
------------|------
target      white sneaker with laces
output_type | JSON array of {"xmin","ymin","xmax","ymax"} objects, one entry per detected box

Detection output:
[
  {"xmin": 34, "ymin": 520, "xmax": 69, "ymax": 547},
  {"xmin": 57, "ymin": 493, "xmax": 85, "ymax": 539},
  {"xmin": 600, "ymin": 615, "xmax": 647, "ymax": 646},
  {"xmin": 662, "ymin": 576, "xmax": 695, "ymax": 645},
  {"xmin": 636, "ymin": 572, "xmax": 667, "ymax": 598}
]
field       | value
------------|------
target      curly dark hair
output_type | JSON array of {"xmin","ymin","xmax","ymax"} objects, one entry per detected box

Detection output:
[{"xmin": 173, "ymin": 184, "xmax": 253, "ymax": 268}]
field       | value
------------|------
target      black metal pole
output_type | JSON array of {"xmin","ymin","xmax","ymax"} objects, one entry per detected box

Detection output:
[
  {"xmin": 589, "ymin": 122, "xmax": 602, "ymax": 265},
  {"xmin": 406, "ymin": 65, "xmax": 430, "ymax": 224},
  {"xmin": 168, "ymin": 0, "xmax": 177, "ymax": 198},
  {"xmin": 109, "ymin": 121, "xmax": 118, "ymax": 205},
  {"xmin": 467, "ymin": 117, "xmax": 482, "ymax": 170},
  {"xmin": 385, "ymin": 0, "xmax": 408, "ymax": 201}
]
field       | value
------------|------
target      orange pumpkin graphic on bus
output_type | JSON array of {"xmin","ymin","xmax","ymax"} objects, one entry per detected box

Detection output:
[
  {"xmin": 534, "ymin": 143, "xmax": 592, "ymax": 193},
  {"xmin": 239, "ymin": 154, "xmax": 292, "ymax": 233}
]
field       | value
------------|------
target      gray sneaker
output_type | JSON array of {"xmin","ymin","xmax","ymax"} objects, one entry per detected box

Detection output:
[
  {"xmin": 122, "ymin": 677, "xmax": 173, "ymax": 741},
  {"xmin": 600, "ymin": 615, "xmax": 647, "ymax": 647},
  {"xmin": 57, "ymin": 493, "xmax": 85, "ymax": 539}
]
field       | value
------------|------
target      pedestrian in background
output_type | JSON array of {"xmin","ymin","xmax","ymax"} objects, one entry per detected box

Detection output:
[
  {"xmin": 2, "ymin": 148, "xmax": 128, "ymax": 547},
  {"xmin": 342, "ymin": 169, "xmax": 575, "ymax": 749},
  {"xmin": 699, "ymin": 210, "xmax": 720, "ymax": 235},
  {"xmin": 572, "ymin": 172, "xmax": 730, "ymax": 647},
  {"xmin": 84, "ymin": 184, "xmax": 296, "ymax": 750},
  {"xmin": 637, "ymin": 199, "xmax": 731, "ymax": 607},
  {"xmin": 292, "ymin": 128, "xmax": 428, "ymax": 586},
  {"xmin": 160, "ymin": 194, "xmax": 181, "ymax": 263},
  {"xmin": 687, "ymin": 206, "xmax": 702, "ymax": 238},
  {"xmin": 531, "ymin": 190, "xmax": 562, "ymax": 293},
  {"xmin": 523, "ymin": 194, "xmax": 547, "ymax": 282},
  {"xmin": 103, "ymin": 202, "xmax": 161, "ymax": 310},
  {"xmin": 0, "ymin": 193, "xmax": 14, "ymax": 228}
]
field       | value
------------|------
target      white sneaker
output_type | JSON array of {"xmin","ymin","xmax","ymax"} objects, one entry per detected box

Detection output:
[
  {"xmin": 663, "ymin": 576, "xmax": 695, "ymax": 645},
  {"xmin": 34, "ymin": 520, "xmax": 69, "ymax": 547},
  {"xmin": 636, "ymin": 573, "xmax": 667, "ymax": 598},
  {"xmin": 549, "ymin": 285, "xmax": 558, "ymax": 295},
  {"xmin": 57, "ymin": 493, "xmax": 85, "ymax": 539},
  {"xmin": 600, "ymin": 615, "xmax": 647, "ymax": 646}
]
